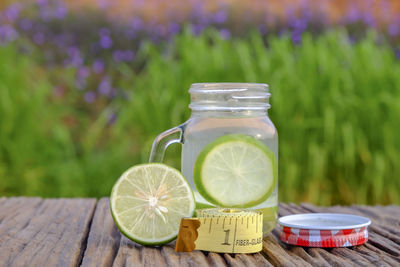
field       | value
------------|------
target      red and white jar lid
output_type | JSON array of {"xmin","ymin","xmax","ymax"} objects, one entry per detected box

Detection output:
[{"xmin": 278, "ymin": 213, "xmax": 371, "ymax": 247}]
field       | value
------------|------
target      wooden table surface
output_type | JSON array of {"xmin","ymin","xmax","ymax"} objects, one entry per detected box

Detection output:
[{"xmin": 0, "ymin": 197, "xmax": 399, "ymax": 267}]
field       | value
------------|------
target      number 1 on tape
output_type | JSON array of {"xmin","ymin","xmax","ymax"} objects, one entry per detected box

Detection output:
[{"xmin": 175, "ymin": 209, "xmax": 263, "ymax": 253}]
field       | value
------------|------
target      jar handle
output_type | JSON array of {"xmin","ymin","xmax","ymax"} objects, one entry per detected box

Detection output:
[{"xmin": 149, "ymin": 122, "xmax": 187, "ymax": 163}]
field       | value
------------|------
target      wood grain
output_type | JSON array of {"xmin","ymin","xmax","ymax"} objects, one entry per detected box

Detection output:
[
  {"xmin": 0, "ymin": 198, "xmax": 96, "ymax": 267},
  {"xmin": 0, "ymin": 197, "xmax": 6, "ymax": 206},
  {"xmin": 1, "ymin": 198, "xmax": 399, "ymax": 266},
  {"xmin": 81, "ymin": 198, "xmax": 121, "ymax": 267},
  {"xmin": 80, "ymin": 198, "xmax": 270, "ymax": 267}
]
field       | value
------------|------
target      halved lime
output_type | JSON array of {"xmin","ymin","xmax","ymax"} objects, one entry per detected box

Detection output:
[
  {"xmin": 194, "ymin": 134, "xmax": 277, "ymax": 208},
  {"xmin": 110, "ymin": 163, "xmax": 195, "ymax": 245}
]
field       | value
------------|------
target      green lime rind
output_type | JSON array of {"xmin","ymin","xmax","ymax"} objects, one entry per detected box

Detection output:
[
  {"xmin": 194, "ymin": 134, "xmax": 277, "ymax": 208},
  {"xmin": 110, "ymin": 198, "xmax": 180, "ymax": 246},
  {"xmin": 110, "ymin": 163, "xmax": 195, "ymax": 246}
]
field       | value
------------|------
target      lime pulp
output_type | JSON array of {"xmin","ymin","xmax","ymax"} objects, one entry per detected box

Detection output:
[{"xmin": 110, "ymin": 163, "xmax": 195, "ymax": 245}]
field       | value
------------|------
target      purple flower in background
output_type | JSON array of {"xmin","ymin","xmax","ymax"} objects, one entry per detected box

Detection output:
[
  {"xmin": 97, "ymin": 76, "xmax": 112, "ymax": 96},
  {"xmin": 258, "ymin": 24, "xmax": 268, "ymax": 35},
  {"xmin": 345, "ymin": 5, "xmax": 362, "ymax": 24},
  {"xmin": 130, "ymin": 18, "xmax": 143, "ymax": 31},
  {"xmin": 388, "ymin": 23, "xmax": 399, "ymax": 36},
  {"xmin": 0, "ymin": 25, "xmax": 19, "ymax": 43},
  {"xmin": 124, "ymin": 50, "xmax": 134, "ymax": 61},
  {"xmin": 19, "ymin": 19, "xmax": 33, "ymax": 31},
  {"xmin": 213, "ymin": 10, "xmax": 228, "ymax": 24},
  {"xmin": 36, "ymin": 0, "xmax": 49, "ymax": 7},
  {"xmin": 65, "ymin": 46, "xmax": 83, "ymax": 67},
  {"xmin": 4, "ymin": 3, "xmax": 22, "ymax": 22},
  {"xmin": 300, "ymin": 6, "xmax": 313, "ymax": 22},
  {"xmin": 76, "ymin": 66, "xmax": 90, "ymax": 89},
  {"xmin": 289, "ymin": 18, "xmax": 307, "ymax": 31},
  {"xmin": 99, "ymin": 35, "xmax": 113, "ymax": 49},
  {"xmin": 168, "ymin": 22, "xmax": 181, "ymax": 35},
  {"xmin": 192, "ymin": 24, "xmax": 204, "ymax": 35},
  {"xmin": 99, "ymin": 28, "xmax": 113, "ymax": 49},
  {"xmin": 113, "ymin": 50, "xmax": 134, "ymax": 62},
  {"xmin": 292, "ymin": 30, "xmax": 302, "ymax": 45},
  {"xmin": 363, "ymin": 12, "xmax": 375, "ymax": 28},
  {"xmin": 37, "ymin": 0, "xmax": 68, "ymax": 20},
  {"xmin": 93, "ymin": 59, "xmax": 105, "ymax": 74},
  {"xmin": 84, "ymin": 91, "xmax": 96, "ymax": 103},
  {"xmin": 54, "ymin": 3, "xmax": 68, "ymax": 19},
  {"xmin": 191, "ymin": 1, "xmax": 205, "ymax": 19},
  {"xmin": 97, "ymin": 0, "xmax": 111, "ymax": 10},
  {"xmin": 107, "ymin": 111, "xmax": 117, "ymax": 125},
  {"xmin": 112, "ymin": 50, "xmax": 123, "ymax": 62},
  {"xmin": 219, "ymin": 28, "xmax": 231, "ymax": 40},
  {"xmin": 395, "ymin": 49, "xmax": 400, "ymax": 60},
  {"xmin": 33, "ymin": 32, "xmax": 45, "ymax": 45}
]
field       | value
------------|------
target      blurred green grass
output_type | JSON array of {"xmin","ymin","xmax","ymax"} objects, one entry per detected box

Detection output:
[{"xmin": 1, "ymin": 30, "xmax": 399, "ymax": 205}]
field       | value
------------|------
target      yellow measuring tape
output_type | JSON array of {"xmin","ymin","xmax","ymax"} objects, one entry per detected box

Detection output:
[{"xmin": 175, "ymin": 208, "xmax": 263, "ymax": 253}]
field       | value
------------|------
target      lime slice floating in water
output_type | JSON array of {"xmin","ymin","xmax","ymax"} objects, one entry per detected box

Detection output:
[
  {"xmin": 110, "ymin": 163, "xmax": 195, "ymax": 245},
  {"xmin": 194, "ymin": 134, "xmax": 277, "ymax": 208}
]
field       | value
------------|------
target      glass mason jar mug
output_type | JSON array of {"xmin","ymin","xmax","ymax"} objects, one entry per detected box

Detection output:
[{"xmin": 150, "ymin": 83, "xmax": 278, "ymax": 233}]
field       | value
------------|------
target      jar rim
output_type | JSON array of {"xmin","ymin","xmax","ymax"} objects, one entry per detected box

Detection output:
[
  {"xmin": 189, "ymin": 83, "xmax": 268, "ymax": 93},
  {"xmin": 189, "ymin": 83, "xmax": 271, "ymax": 112}
]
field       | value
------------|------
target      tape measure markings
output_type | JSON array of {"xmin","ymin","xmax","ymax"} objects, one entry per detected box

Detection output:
[
  {"xmin": 256, "ymin": 215, "xmax": 258, "ymax": 233},
  {"xmin": 175, "ymin": 209, "xmax": 263, "ymax": 253},
  {"xmin": 232, "ymin": 218, "xmax": 238, "ymax": 253}
]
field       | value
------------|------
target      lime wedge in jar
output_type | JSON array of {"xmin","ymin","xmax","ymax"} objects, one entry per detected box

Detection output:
[{"xmin": 194, "ymin": 134, "xmax": 277, "ymax": 208}]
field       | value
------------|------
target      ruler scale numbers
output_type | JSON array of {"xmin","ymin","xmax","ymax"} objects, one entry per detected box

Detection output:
[{"xmin": 175, "ymin": 209, "xmax": 263, "ymax": 253}]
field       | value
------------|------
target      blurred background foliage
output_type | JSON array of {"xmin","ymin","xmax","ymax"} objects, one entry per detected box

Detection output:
[{"xmin": 0, "ymin": 0, "xmax": 399, "ymax": 205}]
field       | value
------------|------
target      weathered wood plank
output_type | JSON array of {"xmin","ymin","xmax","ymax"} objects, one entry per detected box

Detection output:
[
  {"xmin": 358, "ymin": 243, "xmax": 400, "ymax": 265},
  {"xmin": 0, "ymin": 196, "xmax": 6, "ymax": 205},
  {"xmin": 82, "ymin": 197, "xmax": 273, "ymax": 266},
  {"xmin": 2, "ymin": 198, "xmax": 399, "ymax": 267},
  {"xmin": 0, "ymin": 197, "xmax": 42, "ymax": 237},
  {"xmin": 112, "ymin": 236, "xmax": 143, "ymax": 266},
  {"xmin": 0, "ymin": 198, "xmax": 96, "ymax": 267},
  {"xmin": 81, "ymin": 198, "xmax": 121, "ymax": 267},
  {"xmin": 162, "ymin": 246, "xmax": 189, "ymax": 267},
  {"xmin": 368, "ymin": 232, "xmax": 400, "ymax": 257},
  {"xmin": 286, "ymin": 247, "xmax": 331, "ymax": 267},
  {"xmin": 306, "ymin": 248, "xmax": 354, "ymax": 267},
  {"xmin": 207, "ymin": 252, "xmax": 229, "ymax": 267},
  {"xmin": 262, "ymin": 234, "xmax": 313, "ymax": 267}
]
